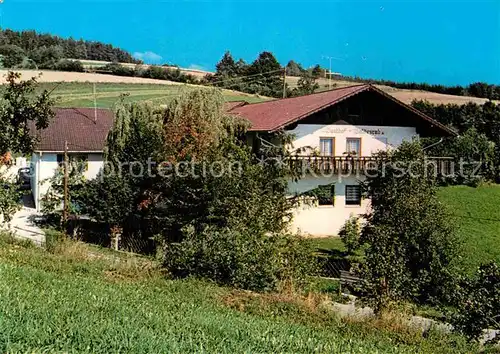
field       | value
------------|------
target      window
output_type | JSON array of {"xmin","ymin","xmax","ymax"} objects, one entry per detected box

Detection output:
[
  {"xmin": 345, "ymin": 185, "xmax": 362, "ymax": 206},
  {"xmin": 346, "ymin": 138, "xmax": 361, "ymax": 156},
  {"xmin": 56, "ymin": 154, "xmax": 88, "ymax": 171},
  {"xmin": 319, "ymin": 138, "xmax": 334, "ymax": 156},
  {"xmin": 301, "ymin": 184, "xmax": 335, "ymax": 206},
  {"xmin": 318, "ymin": 184, "xmax": 335, "ymax": 206},
  {"xmin": 56, "ymin": 154, "xmax": 64, "ymax": 166}
]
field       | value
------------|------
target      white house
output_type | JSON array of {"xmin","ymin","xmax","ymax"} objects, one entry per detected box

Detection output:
[
  {"xmin": 30, "ymin": 108, "xmax": 114, "ymax": 211},
  {"xmin": 228, "ymin": 84, "xmax": 457, "ymax": 236}
]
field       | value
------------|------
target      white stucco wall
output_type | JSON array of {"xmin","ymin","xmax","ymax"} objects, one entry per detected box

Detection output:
[
  {"xmin": 288, "ymin": 175, "xmax": 370, "ymax": 237},
  {"xmin": 31, "ymin": 152, "xmax": 104, "ymax": 211},
  {"xmin": 287, "ymin": 124, "xmax": 418, "ymax": 237},
  {"xmin": 86, "ymin": 154, "xmax": 104, "ymax": 180},
  {"xmin": 289, "ymin": 124, "xmax": 418, "ymax": 156}
]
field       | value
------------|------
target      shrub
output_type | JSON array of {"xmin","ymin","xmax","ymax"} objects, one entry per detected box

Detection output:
[
  {"xmin": 0, "ymin": 176, "xmax": 21, "ymax": 224},
  {"xmin": 18, "ymin": 57, "xmax": 38, "ymax": 69},
  {"xmin": 339, "ymin": 216, "xmax": 361, "ymax": 254},
  {"xmin": 449, "ymin": 262, "xmax": 500, "ymax": 342},
  {"xmin": 358, "ymin": 141, "xmax": 461, "ymax": 311},
  {"xmin": 164, "ymin": 227, "xmax": 317, "ymax": 292},
  {"xmin": 55, "ymin": 59, "xmax": 84, "ymax": 72},
  {"xmin": 0, "ymin": 44, "xmax": 26, "ymax": 68},
  {"xmin": 30, "ymin": 45, "xmax": 64, "ymax": 69},
  {"xmin": 103, "ymin": 62, "xmax": 135, "ymax": 77}
]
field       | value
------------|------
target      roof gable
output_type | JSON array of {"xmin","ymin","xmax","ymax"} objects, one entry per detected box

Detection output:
[{"xmin": 228, "ymin": 84, "xmax": 457, "ymax": 136}]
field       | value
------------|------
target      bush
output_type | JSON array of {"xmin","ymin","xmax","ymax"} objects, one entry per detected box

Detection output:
[
  {"xmin": 358, "ymin": 141, "xmax": 461, "ymax": 311},
  {"xmin": 339, "ymin": 216, "xmax": 361, "ymax": 254},
  {"xmin": 449, "ymin": 262, "xmax": 500, "ymax": 342},
  {"xmin": 103, "ymin": 62, "xmax": 135, "ymax": 77},
  {"xmin": 29, "ymin": 45, "xmax": 64, "ymax": 69},
  {"xmin": 55, "ymin": 59, "xmax": 84, "ymax": 72},
  {"xmin": 0, "ymin": 176, "xmax": 21, "ymax": 224},
  {"xmin": 164, "ymin": 227, "xmax": 317, "ymax": 292},
  {"xmin": 18, "ymin": 57, "xmax": 38, "ymax": 69},
  {"xmin": 0, "ymin": 44, "xmax": 26, "ymax": 68}
]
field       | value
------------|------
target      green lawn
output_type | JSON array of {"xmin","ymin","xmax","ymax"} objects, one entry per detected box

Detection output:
[
  {"xmin": 28, "ymin": 82, "xmax": 267, "ymax": 109},
  {"xmin": 0, "ymin": 234, "xmax": 475, "ymax": 353},
  {"xmin": 438, "ymin": 184, "xmax": 500, "ymax": 273},
  {"xmin": 307, "ymin": 236, "xmax": 346, "ymax": 253}
]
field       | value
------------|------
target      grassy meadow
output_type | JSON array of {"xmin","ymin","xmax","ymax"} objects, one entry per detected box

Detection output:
[
  {"xmin": 0, "ymin": 233, "xmax": 477, "ymax": 353},
  {"xmin": 437, "ymin": 184, "xmax": 500, "ymax": 273},
  {"xmin": 31, "ymin": 82, "xmax": 267, "ymax": 109}
]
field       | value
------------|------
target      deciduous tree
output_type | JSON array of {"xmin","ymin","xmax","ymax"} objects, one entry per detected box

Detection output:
[
  {"xmin": 356, "ymin": 141, "xmax": 460, "ymax": 311},
  {"xmin": 0, "ymin": 72, "xmax": 55, "ymax": 156},
  {"xmin": 0, "ymin": 72, "xmax": 54, "ymax": 223}
]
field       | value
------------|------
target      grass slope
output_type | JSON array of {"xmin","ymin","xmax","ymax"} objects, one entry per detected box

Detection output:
[
  {"xmin": 438, "ymin": 184, "xmax": 500, "ymax": 273},
  {"xmin": 33, "ymin": 82, "xmax": 266, "ymax": 109},
  {"xmin": 0, "ymin": 235, "xmax": 475, "ymax": 353}
]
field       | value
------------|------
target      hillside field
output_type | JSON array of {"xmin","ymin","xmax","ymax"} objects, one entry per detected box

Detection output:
[
  {"xmin": 2, "ymin": 69, "xmax": 497, "ymax": 107},
  {"xmin": 0, "ymin": 234, "xmax": 476, "ymax": 353},
  {"xmin": 0, "ymin": 70, "xmax": 268, "ymax": 109},
  {"xmin": 31, "ymin": 82, "xmax": 267, "ymax": 109},
  {"xmin": 437, "ymin": 184, "xmax": 500, "ymax": 273}
]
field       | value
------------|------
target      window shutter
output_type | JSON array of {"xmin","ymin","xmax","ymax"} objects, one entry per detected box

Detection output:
[{"xmin": 345, "ymin": 185, "xmax": 361, "ymax": 205}]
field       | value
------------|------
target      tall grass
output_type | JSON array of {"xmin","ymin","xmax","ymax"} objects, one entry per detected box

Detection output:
[{"xmin": 0, "ymin": 232, "xmax": 478, "ymax": 353}]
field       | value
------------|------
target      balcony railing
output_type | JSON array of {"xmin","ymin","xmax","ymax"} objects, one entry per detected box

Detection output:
[{"xmin": 289, "ymin": 155, "xmax": 455, "ymax": 176}]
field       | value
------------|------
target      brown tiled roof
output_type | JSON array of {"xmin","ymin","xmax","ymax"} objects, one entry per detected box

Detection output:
[
  {"xmin": 32, "ymin": 108, "xmax": 114, "ymax": 152},
  {"xmin": 228, "ymin": 84, "xmax": 457, "ymax": 136}
]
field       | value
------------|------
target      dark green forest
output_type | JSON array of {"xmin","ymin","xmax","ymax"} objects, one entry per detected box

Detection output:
[{"xmin": 0, "ymin": 28, "xmax": 141, "ymax": 69}]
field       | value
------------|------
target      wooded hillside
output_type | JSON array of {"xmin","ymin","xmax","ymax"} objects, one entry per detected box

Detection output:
[{"xmin": 0, "ymin": 29, "xmax": 140, "ymax": 68}]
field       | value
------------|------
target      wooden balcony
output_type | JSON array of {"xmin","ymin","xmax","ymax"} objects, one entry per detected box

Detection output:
[
  {"xmin": 289, "ymin": 155, "xmax": 455, "ymax": 176},
  {"xmin": 289, "ymin": 155, "xmax": 378, "ymax": 175}
]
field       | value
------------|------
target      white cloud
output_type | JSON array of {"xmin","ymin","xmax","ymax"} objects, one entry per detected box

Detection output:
[{"xmin": 133, "ymin": 51, "xmax": 163, "ymax": 63}]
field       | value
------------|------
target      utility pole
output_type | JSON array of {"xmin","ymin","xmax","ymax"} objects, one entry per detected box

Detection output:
[
  {"xmin": 327, "ymin": 57, "xmax": 333, "ymax": 90},
  {"xmin": 322, "ymin": 55, "xmax": 344, "ymax": 90},
  {"xmin": 282, "ymin": 67, "xmax": 287, "ymax": 99},
  {"xmin": 62, "ymin": 140, "xmax": 69, "ymax": 228},
  {"xmin": 93, "ymin": 82, "xmax": 97, "ymax": 123}
]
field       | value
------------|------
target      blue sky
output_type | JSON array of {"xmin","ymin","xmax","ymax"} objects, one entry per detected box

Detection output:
[{"xmin": 4, "ymin": 0, "xmax": 500, "ymax": 85}]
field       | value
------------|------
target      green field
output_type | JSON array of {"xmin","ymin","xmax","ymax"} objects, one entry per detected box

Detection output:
[
  {"xmin": 0, "ymin": 234, "xmax": 475, "ymax": 353},
  {"xmin": 32, "ymin": 82, "xmax": 267, "ymax": 108},
  {"xmin": 438, "ymin": 184, "xmax": 500, "ymax": 273}
]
